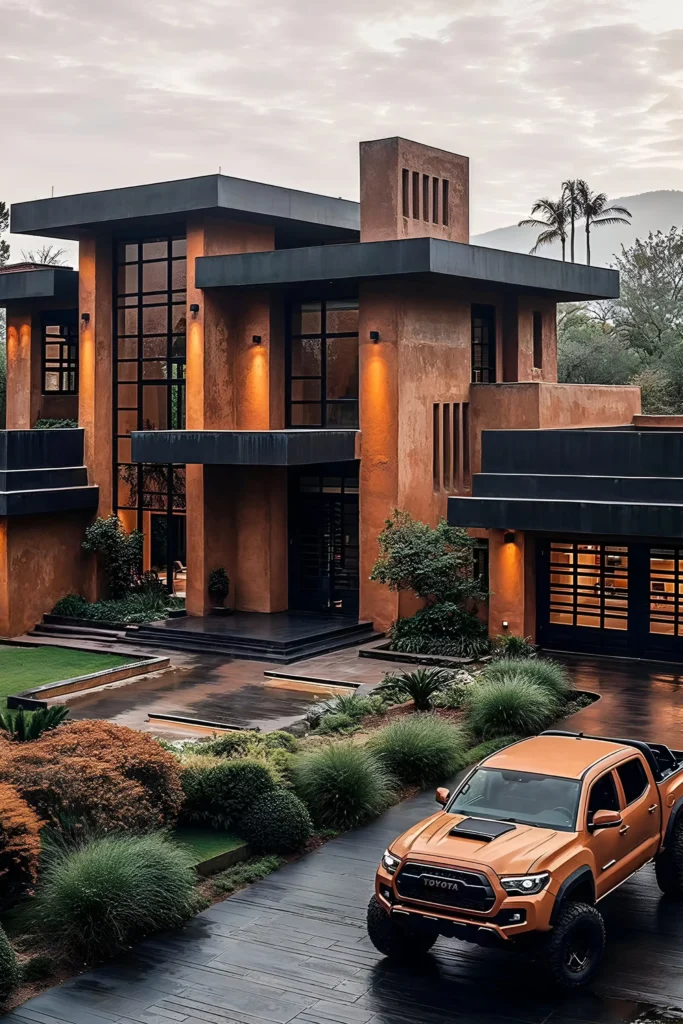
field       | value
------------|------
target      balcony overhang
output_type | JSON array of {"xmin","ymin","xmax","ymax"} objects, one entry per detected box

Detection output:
[
  {"xmin": 196, "ymin": 237, "xmax": 619, "ymax": 302},
  {"xmin": 131, "ymin": 429, "xmax": 360, "ymax": 466},
  {"xmin": 0, "ymin": 429, "xmax": 98, "ymax": 517},
  {"xmin": 0, "ymin": 267, "xmax": 78, "ymax": 307}
]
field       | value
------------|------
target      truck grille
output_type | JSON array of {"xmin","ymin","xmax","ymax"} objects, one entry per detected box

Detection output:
[{"xmin": 395, "ymin": 863, "xmax": 495, "ymax": 913}]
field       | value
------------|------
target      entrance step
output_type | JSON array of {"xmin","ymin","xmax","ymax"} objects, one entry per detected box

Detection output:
[{"xmin": 31, "ymin": 622, "xmax": 127, "ymax": 642}]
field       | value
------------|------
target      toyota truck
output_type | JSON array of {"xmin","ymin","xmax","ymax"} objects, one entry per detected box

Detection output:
[{"xmin": 368, "ymin": 730, "xmax": 683, "ymax": 988}]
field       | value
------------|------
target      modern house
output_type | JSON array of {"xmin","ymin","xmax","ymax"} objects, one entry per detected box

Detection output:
[{"xmin": 2, "ymin": 136, "xmax": 654, "ymax": 660}]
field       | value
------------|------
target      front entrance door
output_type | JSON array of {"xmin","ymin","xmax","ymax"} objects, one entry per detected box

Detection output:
[
  {"xmin": 288, "ymin": 464, "xmax": 359, "ymax": 616},
  {"xmin": 537, "ymin": 539, "xmax": 683, "ymax": 661}
]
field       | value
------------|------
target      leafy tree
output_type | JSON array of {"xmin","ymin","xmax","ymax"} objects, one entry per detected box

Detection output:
[
  {"xmin": 558, "ymin": 304, "xmax": 639, "ymax": 385},
  {"xmin": 518, "ymin": 195, "xmax": 569, "ymax": 260},
  {"xmin": 370, "ymin": 509, "xmax": 486, "ymax": 605},
  {"xmin": 82, "ymin": 514, "xmax": 144, "ymax": 598},
  {"xmin": 576, "ymin": 181, "xmax": 631, "ymax": 266},
  {"xmin": 613, "ymin": 229, "xmax": 683, "ymax": 360}
]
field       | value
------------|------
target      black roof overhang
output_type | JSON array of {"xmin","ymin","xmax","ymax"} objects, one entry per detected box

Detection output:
[
  {"xmin": 0, "ymin": 268, "xmax": 78, "ymax": 307},
  {"xmin": 0, "ymin": 429, "xmax": 98, "ymax": 517},
  {"xmin": 131, "ymin": 429, "xmax": 359, "ymax": 466},
  {"xmin": 195, "ymin": 237, "xmax": 620, "ymax": 302},
  {"xmin": 10, "ymin": 175, "xmax": 360, "ymax": 246}
]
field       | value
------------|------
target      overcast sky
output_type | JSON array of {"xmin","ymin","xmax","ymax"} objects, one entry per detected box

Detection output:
[{"xmin": 2, "ymin": 0, "xmax": 683, "ymax": 263}]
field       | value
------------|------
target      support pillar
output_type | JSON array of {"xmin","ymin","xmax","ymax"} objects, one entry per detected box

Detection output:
[
  {"xmin": 488, "ymin": 530, "xmax": 536, "ymax": 641},
  {"xmin": 5, "ymin": 310, "xmax": 33, "ymax": 428}
]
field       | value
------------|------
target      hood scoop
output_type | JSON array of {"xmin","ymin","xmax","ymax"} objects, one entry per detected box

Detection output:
[{"xmin": 449, "ymin": 817, "xmax": 517, "ymax": 842}]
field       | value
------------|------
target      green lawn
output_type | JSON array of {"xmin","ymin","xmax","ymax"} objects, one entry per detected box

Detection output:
[
  {"xmin": 173, "ymin": 828, "xmax": 245, "ymax": 864},
  {"xmin": 0, "ymin": 645, "xmax": 137, "ymax": 707}
]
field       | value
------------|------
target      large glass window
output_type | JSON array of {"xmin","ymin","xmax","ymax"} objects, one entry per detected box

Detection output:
[
  {"xmin": 449, "ymin": 767, "xmax": 581, "ymax": 832},
  {"xmin": 548, "ymin": 541, "xmax": 628, "ymax": 631},
  {"xmin": 650, "ymin": 548, "xmax": 683, "ymax": 636},
  {"xmin": 471, "ymin": 304, "xmax": 496, "ymax": 384},
  {"xmin": 287, "ymin": 299, "xmax": 359, "ymax": 428},
  {"xmin": 42, "ymin": 312, "xmax": 78, "ymax": 394},
  {"xmin": 113, "ymin": 236, "xmax": 187, "ymax": 593}
]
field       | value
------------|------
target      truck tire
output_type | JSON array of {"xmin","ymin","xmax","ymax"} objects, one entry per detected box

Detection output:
[
  {"xmin": 366, "ymin": 895, "xmax": 437, "ymax": 961},
  {"xmin": 655, "ymin": 815, "xmax": 683, "ymax": 897},
  {"xmin": 542, "ymin": 901, "xmax": 605, "ymax": 990}
]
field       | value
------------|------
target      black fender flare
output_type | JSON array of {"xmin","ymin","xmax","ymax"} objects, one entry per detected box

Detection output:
[
  {"xmin": 549, "ymin": 866, "xmax": 596, "ymax": 925},
  {"xmin": 664, "ymin": 798, "xmax": 683, "ymax": 848}
]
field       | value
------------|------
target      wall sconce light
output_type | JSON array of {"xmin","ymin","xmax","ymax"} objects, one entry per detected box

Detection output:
[
  {"xmin": 369, "ymin": 331, "xmax": 380, "ymax": 343},
  {"xmin": 504, "ymin": 531, "xmax": 515, "ymax": 544},
  {"xmin": 81, "ymin": 312, "xmax": 90, "ymax": 324},
  {"xmin": 252, "ymin": 335, "xmax": 262, "ymax": 345},
  {"xmin": 502, "ymin": 620, "xmax": 509, "ymax": 630},
  {"xmin": 190, "ymin": 303, "xmax": 200, "ymax": 318}
]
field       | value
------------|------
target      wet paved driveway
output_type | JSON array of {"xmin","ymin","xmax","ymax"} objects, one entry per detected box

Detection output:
[{"xmin": 7, "ymin": 653, "xmax": 683, "ymax": 1023}]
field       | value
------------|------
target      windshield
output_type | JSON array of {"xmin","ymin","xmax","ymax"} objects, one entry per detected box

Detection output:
[{"xmin": 448, "ymin": 767, "xmax": 581, "ymax": 831}]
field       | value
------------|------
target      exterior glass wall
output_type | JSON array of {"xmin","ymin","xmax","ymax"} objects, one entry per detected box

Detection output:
[
  {"xmin": 113, "ymin": 235, "xmax": 187, "ymax": 593},
  {"xmin": 286, "ymin": 299, "xmax": 359, "ymax": 428}
]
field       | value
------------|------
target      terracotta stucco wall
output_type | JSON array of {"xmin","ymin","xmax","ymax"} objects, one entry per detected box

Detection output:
[
  {"xmin": 487, "ymin": 529, "xmax": 536, "ymax": 641},
  {"xmin": 79, "ymin": 233, "xmax": 113, "ymax": 516}
]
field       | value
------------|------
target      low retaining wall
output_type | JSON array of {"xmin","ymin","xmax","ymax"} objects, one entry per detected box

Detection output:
[{"xmin": 7, "ymin": 655, "xmax": 171, "ymax": 709}]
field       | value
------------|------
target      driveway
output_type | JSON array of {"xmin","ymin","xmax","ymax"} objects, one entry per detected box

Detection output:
[{"xmin": 7, "ymin": 653, "xmax": 683, "ymax": 1024}]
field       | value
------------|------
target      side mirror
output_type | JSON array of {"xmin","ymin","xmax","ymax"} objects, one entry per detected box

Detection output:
[
  {"xmin": 436, "ymin": 787, "xmax": 450, "ymax": 807},
  {"xmin": 590, "ymin": 809, "xmax": 623, "ymax": 831}
]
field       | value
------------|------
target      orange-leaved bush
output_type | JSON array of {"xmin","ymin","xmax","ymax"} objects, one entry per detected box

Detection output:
[
  {"xmin": 0, "ymin": 781, "xmax": 43, "ymax": 903},
  {"xmin": 1, "ymin": 720, "xmax": 182, "ymax": 834}
]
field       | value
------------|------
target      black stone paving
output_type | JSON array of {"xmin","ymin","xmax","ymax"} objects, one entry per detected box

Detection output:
[{"xmin": 8, "ymin": 653, "xmax": 683, "ymax": 1024}]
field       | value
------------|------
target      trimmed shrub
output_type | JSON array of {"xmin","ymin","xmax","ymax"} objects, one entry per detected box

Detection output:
[
  {"xmin": 263, "ymin": 731, "xmax": 298, "ymax": 752},
  {"xmin": 481, "ymin": 658, "xmax": 571, "ymax": 699},
  {"xmin": 466, "ymin": 677, "xmax": 559, "ymax": 739},
  {"xmin": 0, "ymin": 782, "xmax": 43, "ymax": 903},
  {"xmin": 388, "ymin": 604, "xmax": 491, "ymax": 659},
  {"xmin": 293, "ymin": 743, "xmax": 395, "ymax": 831},
  {"xmin": 1, "ymin": 721, "xmax": 183, "ymax": 834},
  {"xmin": 316, "ymin": 713, "xmax": 355, "ymax": 734},
  {"xmin": 240, "ymin": 790, "xmax": 313, "ymax": 854},
  {"xmin": 20, "ymin": 954, "xmax": 55, "ymax": 983},
  {"xmin": 369, "ymin": 715, "xmax": 465, "ymax": 787},
  {"xmin": 33, "ymin": 833, "xmax": 198, "ymax": 962},
  {"xmin": 377, "ymin": 667, "xmax": 453, "ymax": 711},
  {"xmin": 180, "ymin": 756, "xmax": 277, "ymax": 829},
  {"xmin": 0, "ymin": 924, "xmax": 19, "ymax": 1001},
  {"xmin": 200, "ymin": 731, "xmax": 256, "ymax": 758}
]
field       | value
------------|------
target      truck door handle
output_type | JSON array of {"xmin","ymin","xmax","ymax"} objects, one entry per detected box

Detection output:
[
  {"xmin": 619, "ymin": 825, "xmax": 630, "ymax": 834},
  {"xmin": 648, "ymin": 805, "xmax": 657, "ymax": 814}
]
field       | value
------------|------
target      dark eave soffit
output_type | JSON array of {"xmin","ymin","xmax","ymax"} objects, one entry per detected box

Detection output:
[
  {"xmin": 131, "ymin": 429, "xmax": 359, "ymax": 467},
  {"xmin": 0, "ymin": 268, "xmax": 78, "ymax": 306}
]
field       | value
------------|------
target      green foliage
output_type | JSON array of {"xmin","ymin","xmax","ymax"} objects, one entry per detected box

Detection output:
[
  {"xmin": 82, "ymin": 515, "xmax": 144, "ymax": 599},
  {"xmin": 465, "ymin": 676, "xmax": 559, "ymax": 739},
  {"xmin": 239, "ymin": 790, "xmax": 313, "ymax": 854},
  {"xmin": 481, "ymin": 657, "xmax": 571, "ymax": 699},
  {"xmin": 491, "ymin": 634, "xmax": 537, "ymax": 660},
  {"xmin": 208, "ymin": 567, "xmax": 230, "ymax": 603},
  {"xmin": 180, "ymin": 756, "xmax": 277, "ymax": 829},
  {"xmin": 264, "ymin": 730, "xmax": 298, "ymax": 752},
  {"xmin": 316, "ymin": 712, "xmax": 355, "ymax": 734},
  {"xmin": 376, "ymin": 667, "xmax": 453, "ymax": 711},
  {"xmin": 207, "ymin": 854, "xmax": 283, "ymax": 896},
  {"xmin": 32, "ymin": 418, "xmax": 78, "ymax": 429},
  {"xmin": 0, "ymin": 923, "xmax": 19, "ymax": 1001},
  {"xmin": 309, "ymin": 694, "xmax": 386, "ymax": 731},
  {"xmin": 631, "ymin": 367, "xmax": 674, "ymax": 415},
  {"xmin": 0, "ymin": 705, "xmax": 69, "ymax": 742},
  {"xmin": 21, "ymin": 954, "xmax": 55, "ymax": 983},
  {"xmin": 370, "ymin": 510, "xmax": 487, "ymax": 605},
  {"xmin": 388, "ymin": 603, "xmax": 491, "ymax": 659},
  {"xmin": 52, "ymin": 591, "xmax": 173, "ymax": 624},
  {"xmin": 33, "ymin": 833, "xmax": 198, "ymax": 962},
  {"xmin": 460, "ymin": 734, "xmax": 521, "ymax": 766},
  {"xmin": 369, "ymin": 715, "xmax": 465, "ymax": 787},
  {"xmin": 432, "ymin": 681, "xmax": 470, "ymax": 709},
  {"xmin": 614, "ymin": 228, "xmax": 683, "ymax": 361},
  {"xmin": 558, "ymin": 305, "xmax": 639, "ymax": 385},
  {"xmin": 293, "ymin": 743, "xmax": 395, "ymax": 831}
]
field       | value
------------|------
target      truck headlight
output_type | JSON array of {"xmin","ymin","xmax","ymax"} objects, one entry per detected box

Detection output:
[
  {"xmin": 500, "ymin": 872, "xmax": 550, "ymax": 896},
  {"xmin": 381, "ymin": 849, "xmax": 400, "ymax": 875}
]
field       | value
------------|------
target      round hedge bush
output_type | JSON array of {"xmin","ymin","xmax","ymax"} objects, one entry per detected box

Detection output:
[
  {"xmin": 481, "ymin": 658, "xmax": 571, "ymax": 699},
  {"xmin": 293, "ymin": 743, "xmax": 395, "ymax": 831},
  {"xmin": 369, "ymin": 715, "xmax": 465, "ymax": 787},
  {"xmin": 240, "ymin": 790, "xmax": 313, "ymax": 854},
  {"xmin": 0, "ymin": 781, "xmax": 43, "ymax": 904},
  {"xmin": 0, "ymin": 924, "xmax": 19, "ymax": 1002},
  {"xmin": 180, "ymin": 756, "xmax": 276, "ymax": 829},
  {"xmin": 33, "ymin": 832, "xmax": 198, "ymax": 962},
  {"xmin": 465, "ymin": 676, "xmax": 559, "ymax": 739}
]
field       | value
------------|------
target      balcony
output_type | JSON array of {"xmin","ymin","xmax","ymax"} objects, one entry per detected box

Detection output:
[
  {"xmin": 0, "ymin": 429, "xmax": 98, "ymax": 516},
  {"xmin": 130, "ymin": 429, "xmax": 360, "ymax": 466}
]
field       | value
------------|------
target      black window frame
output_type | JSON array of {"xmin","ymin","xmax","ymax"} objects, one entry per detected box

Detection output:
[
  {"xmin": 41, "ymin": 310, "xmax": 79, "ymax": 395},
  {"xmin": 286, "ymin": 298, "xmax": 359, "ymax": 429},
  {"xmin": 471, "ymin": 304, "xmax": 496, "ymax": 384},
  {"xmin": 616, "ymin": 758, "xmax": 649, "ymax": 806}
]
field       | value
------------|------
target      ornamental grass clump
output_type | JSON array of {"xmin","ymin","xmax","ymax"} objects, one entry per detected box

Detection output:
[
  {"xmin": 369, "ymin": 715, "xmax": 465, "ymax": 787},
  {"xmin": 0, "ymin": 924, "xmax": 19, "ymax": 1001},
  {"xmin": 481, "ymin": 657, "xmax": 571, "ymax": 700},
  {"xmin": 293, "ymin": 743, "xmax": 395, "ymax": 831},
  {"xmin": 465, "ymin": 676, "xmax": 559, "ymax": 739},
  {"xmin": 239, "ymin": 790, "xmax": 313, "ymax": 855},
  {"xmin": 33, "ymin": 833, "xmax": 199, "ymax": 963}
]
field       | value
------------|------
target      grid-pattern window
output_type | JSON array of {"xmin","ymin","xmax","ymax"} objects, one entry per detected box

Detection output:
[
  {"xmin": 287, "ymin": 300, "xmax": 359, "ymax": 428},
  {"xmin": 650, "ymin": 548, "xmax": 683, "ymax": 636},
  {"xmin": 113, "ymin": 236, "xmax": 187, "ymax": 589},
  {"xmin": 549, "ymin": 541, "xmax": 628, "ymax": 631},
  {"xmin": 42, "ymin": 317, "xmax": 78, "ymax": 394},
  {"xmin": 471, "ymin": 304, "xmax": 496, "ymax": 383}
]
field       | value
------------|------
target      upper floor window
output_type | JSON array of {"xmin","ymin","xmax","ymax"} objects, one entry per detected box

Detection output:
[
  {"xmin": 42, "ymin": 312, "xmax": 78, "ymax": 394},
  {"xmin": 471, "ymin": 304, "xmax": 496, "ymax": 383},
  {"xmin": 287, "ymin": 299, "xmax": 359, "ymax": 428}
]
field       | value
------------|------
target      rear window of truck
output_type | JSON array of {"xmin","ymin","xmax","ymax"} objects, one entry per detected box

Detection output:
[{"xmin": 449, "ymin": 768, "xmax": 582, "ymax": 831}]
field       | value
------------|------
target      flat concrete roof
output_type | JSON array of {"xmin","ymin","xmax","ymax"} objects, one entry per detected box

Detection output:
[
  {"xmin": 11, "ymin": 174, "xmax": 360, "ymax": 246},
  {"xmin": 0, "ymin": 267, "xmax": 78, "ymax": 306},
  {"xmin": 131, "ymin": 429, "xmax": 359, "ymax": 466},
  {"xmin": 195, "ymin": 237, "xmax": 619, "ymax": 301}
]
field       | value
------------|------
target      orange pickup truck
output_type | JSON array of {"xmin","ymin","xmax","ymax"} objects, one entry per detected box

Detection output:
[{"xmin": 368, "ymin": 730, "xmax": 683, "ymax": 988}]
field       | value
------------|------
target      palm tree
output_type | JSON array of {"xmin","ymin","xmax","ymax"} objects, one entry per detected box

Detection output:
[
  {"xmin": 518, "ymin": 196, "xmax": 569, "ymax": 261},
  {"xmin": 576, "ymin": 182, "xmax": 631, "ymax": 266},
  {"xmin": 562, "ymin": 179, "xmax": 582, "ymax": 263}
]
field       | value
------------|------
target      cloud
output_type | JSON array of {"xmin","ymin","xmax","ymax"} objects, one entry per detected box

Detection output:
[{"xmin": 1, "ymin": 0, "xmax": 682, "ymax": 261}]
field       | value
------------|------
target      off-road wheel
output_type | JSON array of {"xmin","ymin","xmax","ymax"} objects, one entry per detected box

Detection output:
[
  {"xmin": 655, "ymin": 815, "xmax": 683, "ymax": 898},
  {"xmin": 541, "ymin": 901, "xmax": 605, "ymax": 990},
  {"xmin": 366, "ymin": 895, "xmax": 438, "ymax": 961}
]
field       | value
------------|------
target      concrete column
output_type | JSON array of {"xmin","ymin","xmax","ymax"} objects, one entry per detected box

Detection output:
[
  {"xmin": 487, "ymin": 529, "xmax": 536, "ymax": 641},
  {"xmin": 5, "ymin": 310, "xmax": 33, "ymax": 429}
]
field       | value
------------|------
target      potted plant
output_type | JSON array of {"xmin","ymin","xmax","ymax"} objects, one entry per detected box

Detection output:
[{"xmin": 208, "ymin": 567, "xmax": 231, "ymax": 614}]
